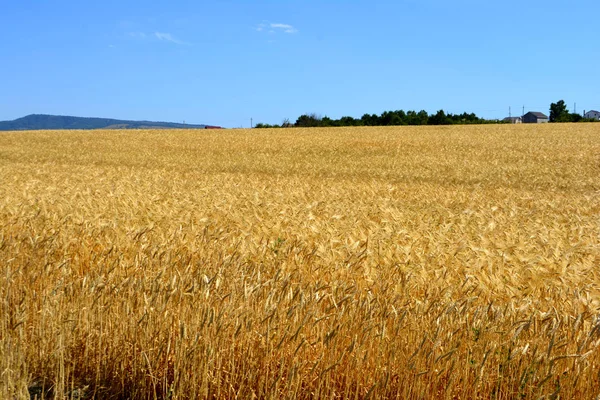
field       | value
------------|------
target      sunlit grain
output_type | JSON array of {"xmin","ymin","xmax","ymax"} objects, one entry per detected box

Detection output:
[{"xmin": 1, "ymin": 124, "xmax": 599, "ymax": 399}]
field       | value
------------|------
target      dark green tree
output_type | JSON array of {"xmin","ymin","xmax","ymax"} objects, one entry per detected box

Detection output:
[
  {"xmin": 361, "ymin": 113, "xmax": 380, "ymax": 126},
  {"xmin": 339, "ymin": 116, "xmax": 360, "ymax": 126},
  {"xmin": 388, "ymin": 113, "xmax": 404, "ymax": 125},
  {"xmin": 255, "ymin": 122, "xmax": 280, "ymax": 128},
  {"xmin": 549, "ymin": 100, "xmax": 570, "ymax": 122},
  {"xmin": 429, "ymin": 110, "xmax": 451, "ymax": 125},
  {"xmin": 395, "ymin": 110, "xmax": 408, "ymax": 125},
  {"xmin": 295, "ymin": 113, "xmax": 322, "ymax": 127},
  {"xmin": 417, "ymin": 110, "xmax": 429, "ymax": 125},
  {"xmin": 320, "ymin": 116, "xmax": 334, "ymax": 127},
  {"xmin": 380, "ymin": 111, "xmax": 394, "ymax": 126},
  {"xmin": 404, "ymin": 110, "xmax": 428, "ymax": 125}
]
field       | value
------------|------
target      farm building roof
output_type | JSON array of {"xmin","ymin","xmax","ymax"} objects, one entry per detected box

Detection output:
[{"xmin": 527, "ymin": 112, "xmax": 548, "ymax": 118}]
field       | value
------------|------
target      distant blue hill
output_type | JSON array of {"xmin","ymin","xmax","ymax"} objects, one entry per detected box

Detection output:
[{"xmin": 0, "ymin": 114, "xmax": 215, "ymax": 131}]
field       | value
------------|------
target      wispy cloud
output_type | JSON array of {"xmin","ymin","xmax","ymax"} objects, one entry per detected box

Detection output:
[
  {"xmin": 270, "ymin": 23, "xmax": 298, "ymax": 34},
  {"xmin": 154, "ymin": 32, "xmax": 190, "ymax": 45},
  {"xmin": 256, "ymin": 22, "xmax": 298, "ymax": 34},
  {"xmin": 127, "ymin": 30, "xmax": 190, "ymax": 45}
]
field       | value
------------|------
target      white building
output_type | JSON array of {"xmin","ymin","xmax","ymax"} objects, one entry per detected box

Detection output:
[
  {"xmin": 584, "ymin": 110, "xmax": 600, "ymax": 120},
  {"xmin": 502, "ymin": 116, "xmax": 522, "ymax": 124}
]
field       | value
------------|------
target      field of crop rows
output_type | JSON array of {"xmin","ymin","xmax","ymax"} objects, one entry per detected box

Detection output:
[{"xmin": 1, "ymin": 124, "xmax": 599, "ymax": 399}]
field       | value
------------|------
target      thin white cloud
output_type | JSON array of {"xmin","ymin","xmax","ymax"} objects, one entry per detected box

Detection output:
[
  {"xmin": 154, "ymin": 32, "xmax": 190, "ymax": 45},
  {"xmin": 256, "ymin": 22, "xmax": 298, "ymax": 34},
  {"xmin": 270, "ymin": 23, "xmax": 298, "ymax": 34}
]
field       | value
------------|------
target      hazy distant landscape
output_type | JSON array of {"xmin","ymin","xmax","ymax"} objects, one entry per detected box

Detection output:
[{"xmin": 0, "ymin": 114, "xmax": 212, "ymax": 131}]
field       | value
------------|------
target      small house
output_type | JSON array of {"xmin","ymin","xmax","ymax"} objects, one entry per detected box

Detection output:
[
  {"xmin": 522, "ymin": 112, "xmax": 549, "ymax": 124},
  {"xmin": 584, "ymin": 110, "xmax": 600, "ymax": 120},
  {"xmin": 503, "ymin": 117, "xmax": 522, "ymax": 124}
]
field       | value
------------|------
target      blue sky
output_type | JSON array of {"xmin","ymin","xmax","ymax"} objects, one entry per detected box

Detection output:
[{"xmin": 1, "ymin": 0, "xmax": 598, "ymax": 127}]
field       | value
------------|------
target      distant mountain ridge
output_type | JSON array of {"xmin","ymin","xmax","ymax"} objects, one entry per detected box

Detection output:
[{"xmin": 0, "ymin": 114, "xmax": 215, "ymax": 131}]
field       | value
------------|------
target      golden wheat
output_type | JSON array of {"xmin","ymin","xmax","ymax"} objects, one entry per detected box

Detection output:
[{"xmin": 1, "ymin": 124, "xmax": 599, "ymax": 399}]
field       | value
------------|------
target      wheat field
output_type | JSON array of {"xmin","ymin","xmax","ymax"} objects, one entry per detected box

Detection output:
[{"xmin": 1, "ymin": 124, "xmax": 599, "ymax": 399}]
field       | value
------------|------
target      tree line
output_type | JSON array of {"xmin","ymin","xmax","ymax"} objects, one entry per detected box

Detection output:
[
  {"xmin": 255, "ymin": 100, "xmax": 598, "ymax": 128},
  {"xmin": 549, "ymin": 100, "xmax": 598, "ymax": 123},
  {"xmin": 255, "ymin": 109, "xmax": 497, "ymax": 128}
]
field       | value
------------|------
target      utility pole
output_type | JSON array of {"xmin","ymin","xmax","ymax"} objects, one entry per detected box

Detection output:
[
  {"xmin": 250, "ymin": 118, "xmax": 253, "ymax": 128},
  {"xmin": 509, "ymin": 106, "xmax": 512, "ymax": 118},
  {"xmin": 522, "ymin": 105, "xmax": 525, "ymax": 118},
  {"xmin": 574, "ymin": 103, "xmax": 577, "ymax": 114}
]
